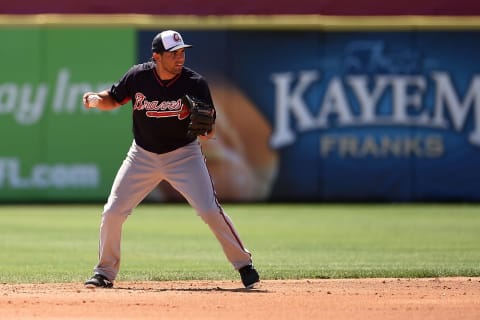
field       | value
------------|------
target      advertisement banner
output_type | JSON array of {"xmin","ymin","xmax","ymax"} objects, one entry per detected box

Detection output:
[
  {"xmin": 138, "ymin": 30, "xmax": 480, "ymax": 202},
  {"xmin": 0, "ymin": 28, "xmax": 135, "ymax": 201},
  {"xmin": 3, "ymin": 28, "xmax": 480, "ymax": 202}
]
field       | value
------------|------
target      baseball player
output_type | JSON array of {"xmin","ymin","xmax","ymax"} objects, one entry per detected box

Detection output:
[{"xmin": 82, "ymin": 30, "xmax": 259, "ymax": 289}]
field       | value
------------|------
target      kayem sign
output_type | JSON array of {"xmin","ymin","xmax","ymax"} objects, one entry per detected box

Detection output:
[
  {"xmin": 270, "ymin": 71, "xmax": 480, "ymax": 153},
  {"xmin": 167, "ymin": 30, "xmax": 480, "ymax": 202}
]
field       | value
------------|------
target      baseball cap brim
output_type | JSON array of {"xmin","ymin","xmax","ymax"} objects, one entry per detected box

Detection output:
[{"xmin": 166, "ymin": 44, "xmax": 193, "ymax": 52}]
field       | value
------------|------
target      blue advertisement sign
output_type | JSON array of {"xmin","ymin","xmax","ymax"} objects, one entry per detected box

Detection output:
[{"xmin": 139, "ymin": 30, "xmax": 480, "ymax": 202}]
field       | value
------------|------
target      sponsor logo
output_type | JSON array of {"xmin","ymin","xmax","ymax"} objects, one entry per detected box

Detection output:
[
  {"xmin": 269, "ymin": 40, "xmax": 480, "ymax": 158},
  {"xmin": 0, "ymin": 158, "xmax": 99, "ymax": 189},
  {"xmin": 270, "ymin": 71, "xmax": 480, "ymax": 156},
  {"xmin": 0, "ymin": 68, "xmax": 114, "ymax": 125}
]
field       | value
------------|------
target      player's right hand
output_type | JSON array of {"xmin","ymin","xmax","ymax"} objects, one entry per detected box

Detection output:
[{"xmin": 83, "ymin": 92, "xmax": 101, "ymax": 108}]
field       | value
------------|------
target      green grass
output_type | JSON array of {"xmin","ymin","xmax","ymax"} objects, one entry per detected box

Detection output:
[{"xmin": 0, "ymin": 203, "xmax": 479, "ymax": 283}]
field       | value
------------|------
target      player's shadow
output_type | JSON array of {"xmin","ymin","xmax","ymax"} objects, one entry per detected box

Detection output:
[{"xmin": 114, "ymin": 286, "xmax": 269, "ymax": 293}]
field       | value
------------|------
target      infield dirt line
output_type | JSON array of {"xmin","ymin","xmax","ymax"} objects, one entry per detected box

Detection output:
[{"xmin": 0, "ymin": 278, "xmax": 479, "ymax": 320}]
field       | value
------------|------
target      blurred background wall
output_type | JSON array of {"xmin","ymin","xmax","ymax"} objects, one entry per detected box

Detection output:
[
  {"xmin": 1, "ymin": 1, "xmax": 480, "ymax": 203},
  {"xmin": 2, "ymin": 0, "xmax": 480, "ymax": 15}
]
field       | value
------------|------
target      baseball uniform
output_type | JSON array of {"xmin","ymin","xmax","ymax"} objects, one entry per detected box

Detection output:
[{"xmin": 84, "ymin": 30, "xmax": 259, "ymax": 289}]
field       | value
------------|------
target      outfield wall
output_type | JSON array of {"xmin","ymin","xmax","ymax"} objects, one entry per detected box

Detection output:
[{"xmin": 1, "ymin": 19, "xmax": 480, "ymax": 202}]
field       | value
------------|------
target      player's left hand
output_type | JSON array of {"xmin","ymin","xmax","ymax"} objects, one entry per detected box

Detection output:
[{"xmin": 182, "ymin": 95, "xmax": 215, "ymax": 138}]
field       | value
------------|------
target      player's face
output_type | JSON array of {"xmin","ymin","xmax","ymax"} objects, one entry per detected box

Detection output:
[{"xmin": 157, "ymin": 49, "xmax": 186, "ymax": 78}]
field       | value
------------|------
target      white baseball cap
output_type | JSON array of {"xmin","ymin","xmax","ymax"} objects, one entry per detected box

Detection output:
[{"xmin": 152, "ymin": 30, "xmax": 193, "ymax": 52}]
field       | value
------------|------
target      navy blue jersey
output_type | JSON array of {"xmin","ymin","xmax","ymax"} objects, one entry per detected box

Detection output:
[{"xmin": 109, "ymin": 61, "xmax": 214, "ymax": 154}]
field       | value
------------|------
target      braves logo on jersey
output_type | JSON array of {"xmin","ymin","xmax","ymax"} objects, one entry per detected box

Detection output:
[{"xmin": 133, "ymin": 92, "xmax": 189, "ymax": 120}]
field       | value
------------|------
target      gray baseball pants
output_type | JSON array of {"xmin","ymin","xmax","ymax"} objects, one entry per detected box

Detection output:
[{"xmin": 93, "ymin": 140, "xmax": 252, "ymax": 281}]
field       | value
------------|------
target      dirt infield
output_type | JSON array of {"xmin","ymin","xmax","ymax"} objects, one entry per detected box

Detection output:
[{"xmin": 1, "ymin": 277, "xmax": 479, "ymax": 320}]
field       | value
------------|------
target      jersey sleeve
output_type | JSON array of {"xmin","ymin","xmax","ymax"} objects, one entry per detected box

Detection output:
[{"xmin": 108, "ymin": 66, "xmax": 136, "ymax": 105}]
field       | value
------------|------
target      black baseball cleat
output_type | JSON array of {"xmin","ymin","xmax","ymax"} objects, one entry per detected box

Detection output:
[
  {"xmin": 84, "ymin": 274, "xmax": 113, "ymax": 288},
  {"xmin": 239, "ymin": 264, "xmax": 260, "ymax": 288}
]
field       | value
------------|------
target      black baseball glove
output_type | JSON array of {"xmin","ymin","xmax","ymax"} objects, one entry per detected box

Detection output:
[{"xmin": 182, "ymin": 94, "xmax": 215, "ymax": 138}]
